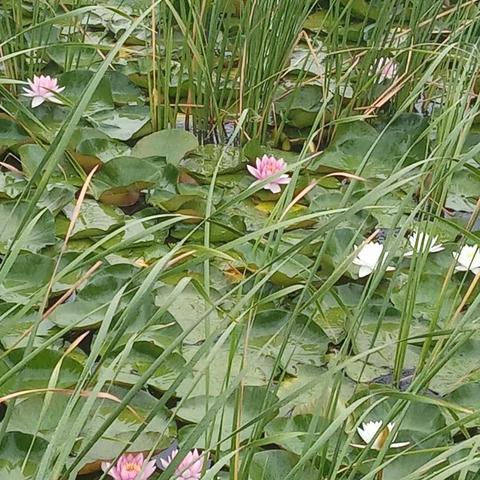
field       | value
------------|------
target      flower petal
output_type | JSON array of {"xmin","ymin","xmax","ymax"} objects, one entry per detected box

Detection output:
[
  {"xmin": 31, "ymin": 96, "xmax": 46, "ymax": 108},
  {"xmin": 247, "ymin": 164, "xmax": 260, "ymax": 178},
  {"xmin": 391, "ymin": 441, "xmax": 410, "ymax": 448},
  {"xmin": 358, "ymin": 265, "xmax": 372, "ymax": 278},
  {"xmin": 267, "ymin": 183, "xmax": 281, "ymax": 194}
]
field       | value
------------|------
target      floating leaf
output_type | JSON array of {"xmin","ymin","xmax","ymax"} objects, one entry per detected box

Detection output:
[
  {"xmin": 58, "ymin": 199, "xmax": 124, "ymax": 238},
  {"xmin": 176, "ymin": 386, "xmax": 278, "ymax": 450},
  {"xmin": 132, "ymin": 129, "xmax": 199, "ymax": 165},
  {"xmin": 0, "ymin": 432, "xmax": 48, "ymax": 480},
  {"xmin": 250, "ymin": 450, "xmax": 318, "ymax": 480},
  {"xmin": 0, "ymin": 115, "xmax": 29, "ymax": 148},
  {"xmin": 92, "ymin": 155, "xmax": 174, "ymax": 206},
  {"xmin": 0, "ymin": 348, "xmax": 84, "ymax": 396},
  {"xmin": 0, "ymin": 251, "xmax": 55, "ymax": 304},
  {"xmin": 180, "ymin": 144, "xmax": 247, "ymax": 177},
  {"xmin": 249, "ymin": 310, "xmax": 329, "ymax": 372},
  {"xmin": 92, "ymin": 105, "xmax": 150, "ymax": 140},
  {"xmin": 311, "ymin": 114, "xmax": 427, "ymax": 176},
  {"xmin": 0, "ymin": 202, "xmax": 56, "ymax": 254},
  {"xmin": 6, "ymin": 386, "xmax": 176, "ymax": 473},
  {"xmin": 60, "ymin": 70, "xmax": 114, "ymax": 114}
]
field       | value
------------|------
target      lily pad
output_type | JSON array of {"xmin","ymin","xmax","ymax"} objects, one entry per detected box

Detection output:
[
  {"xmin": 58, "ymin": 199, "xmax": 124, "ymax": 238},
  {"xmin": 7, "ymin": 385, "xmax": 176, "ymax": 472},
  {"xmin": 0, "ymin": 201, "xmax": 56, "ymax": 254},
  {"xmin": 248, "ymin": 310, "xmax": 329, "ymax": 372},
  {"xmin": 92, "ymin": 155, "xmax": 173, "ymax": 206},
  {"xmin": 60, "ymin": 70, "xmax": 114, "ymax": 114},
  {"xmin": 0, "ymin": 116, "xmax": 29, "ymax": 148},
  {"xmin": 92, "ymin": 105, "xmax": 150, "ymax": 140},
  {"xmin": 0, "ymin": 251, "xmax": 55, "ymax": 304},
  {"xmin": 311, "ymin": 114, "xmax": 427, "ymax": 176},
  {"xmin": 0, "ymin": 348, "xmax": 84, "ymax": 396},
  {"xmin": 180, "ymin": 145, "xmax": 248, "ymax": 177},
  {"xmin": 176, "ymin": 386, "xmax": 279, "ymax": 450},
  {"xmin": 132, "ymin": 129, "xmax": 199, "ymax": 165},
  {"xmin": 0, "ymin": 432, "xmax": 48, "ymax": 480},
  {"xmin": 250, "ymin": 450, "xmax": 318, "ymax": 480}
]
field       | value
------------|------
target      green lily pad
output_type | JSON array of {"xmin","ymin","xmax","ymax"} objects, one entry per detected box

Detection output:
[
  {"xmin": 58, "ymin": 199, "xmax": 124, "ymax": 239},
  {"xmin": 49, "ymin": 264, "xmax": 138, "ymax": 329},
  {"xmin": 92, "ymin": 156, "xmax": 171, "ymax": 206},
  {"xmin": 249, "ymin": 310, "xmax": 329, "ymax": 372},
  {"xmin": 7, "ymin": 385, "xmax": 176, "ymax": 472},
  {"xmin": 0, "ymin": 201, "xmax": 56, "ymax": 254},
  {"xmin": 250, "ymin": 450, "xmax": 319, "ymax": 480},
  {"xmin": 132, "ymin": 129, "xmax": 199, "ymax": 165},
  {"xmin": 0, "ymin": 116, "xmax": 29, "ymax": 148},
  {"xmin": 276, "ymin": 85, "xmax": 329, "ymax": 129},
  {"xmin": 154, "ymin": 283, "xmax": 223, "ymax": 344},
  {"xmin": 60, "ymin": 70, "xmax": 114, "ymax": 114},
  {"xmin": 0, "ymin": 432, "xmax": 48, "ymax": 480},
  {"xmin": 311, "ymin": 114, "xmax": 427, "ymax": 176},
  {"xmin": 176, "ymin": 345, "xmax": 276, "ymax": 398},
  {"xmin": 0, "ymin": 172, "xmax": 27, "ymax": 199},
  {"xmin": 72, "ymin": 129, "xmax": 131, "ymax": 166},
  {"xmin": 0, "ymin": 251, "xmax": 55, "ymax": 304},
  {"xmin": 18, "ymin": 144, "xmax": 76, "ymax": 181},
  {"xmin": 92, "ymin": 105, "xmax": 150, "ymax": 140},
  {"xmin": 265, "ymin": 414, "xmax": 346, "ymax": 459},
  {"xmin": 101, "ymin": 341, "xmax": 186, "ymax": 391},
  {"xmin": 106, "ymin": 71, "xmax": 144, "ymax": 105},
  {"xmin": 180, "ymin": 144, "xmax": 248, "ymax": 177},
  {"xmin": 176, "ymin": 386, "xmax": 279, "ymax": 450},
  {"xmin": 0, "ymin": 348, "xmax": 84, "ymax": 396}
]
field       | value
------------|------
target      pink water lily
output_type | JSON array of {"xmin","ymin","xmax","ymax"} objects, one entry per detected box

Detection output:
[
  {"xmin": 159, "ymin": 448, "xmax": 205, "ymax": 480},
  {"xmin": 247, "ymin": 155, "xmax": 291, "ymax": 194},
  {"xmin": 102, "ymin": 453, "xmax": 156, "ymax": 480},
  {"xmin": 22, "ymin": 74, "xmax": 65, "ymax": 108}
]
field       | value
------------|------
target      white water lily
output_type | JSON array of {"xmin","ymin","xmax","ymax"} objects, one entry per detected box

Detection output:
[
  {"xmin": 354, "ymin": 421, "xmax": 409, "ymax": 450},
  {"xmin": 453, "ymin": 245, "xmax": 480, "ymax": 274},
  {"xmin": 353, "ymin": 242, "xmax": 395, "ymax": 278},
  {"xmin": 404, "ymin": 231, "xmax": 444, "ymax": 257}
]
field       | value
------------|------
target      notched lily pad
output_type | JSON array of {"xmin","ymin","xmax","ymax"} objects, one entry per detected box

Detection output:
[
  {"xmin": 180, "ymin": 144, "xmax": 248, "ymax": 178},
  {"xmin": 132, "ymin": 128, "xmax": 199, "ymax": 165},
  {"xmin": 92, "ymin": 155, "xmax": 174, "ymax": 206}
]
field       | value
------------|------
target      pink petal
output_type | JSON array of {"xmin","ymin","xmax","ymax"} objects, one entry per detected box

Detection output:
[
  {"xmin": 142, "ymin": 460, "xmax": 157, "ymax": 479},
  {"xmin": 247, "ymin": 164, "xmax": 260, "ymax": 179}
]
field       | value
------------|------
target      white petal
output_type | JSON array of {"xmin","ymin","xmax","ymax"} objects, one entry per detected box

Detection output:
[
  {"xmin": 267, "ymin": 183, "xmax": 281, "ymax": 194},
  {"xmin": 357, "ymin": 421, "xmax": 382, "ymax": 443},
  {"xmin": 358, "ymin": 266, "xmax": 372, "ymax": 278},
  {"xmin": 391, "ymin": 441, "xmax": 410, "ymax": 448},
  {"xmin": 350, "ymin": 443, "xmax": 367, "ymax": 449},
  {"xmin": 48, "ymin": 96, "xmax": 64, "ymax": 105},
  {"xmin": 31, "ymin": 96, "xmax": 46, "ymax": 108}
]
